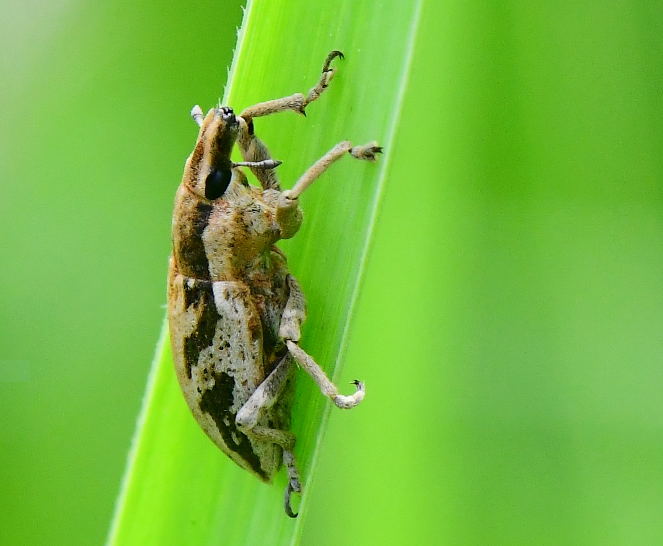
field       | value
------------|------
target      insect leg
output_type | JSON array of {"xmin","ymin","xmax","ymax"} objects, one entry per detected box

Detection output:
[
  {"xmin": 301, "ymin": 49, "xmax": 344, "ymax": 111},
  {"xmin": 275, "ymin": 140, "xmax": 382, "ymax": 239},
  {"xmin": 283, "ymin": 450, "xmax": 302, "ymax": 518},
  {"xmin": 279, "ymin": 277, "xmax": 363, "ymax": 409},
  {"xmin": 279, "ymin": 275, "xmax": 307, "ymax": 343},
  {"xmin": 286, "ymin": 340, "xmax": 365, "ymax": 410},
  {"xmin": 239, "ymin": 50, "xmax": 344, "ymax": 122},
  {"xmin": 288, "ymin": 140, "xmax": 382, "ymax": 199},
  {"xmin": 235, "ymin": 353, "xmax": 295, "ymax": 448},
  {"xmin": 236, "ymin": 51, "xmax": 345, "ymax": 191},
  {"xmin": 235, "ymin": 353, "xmax": 303, "ymax": 518},
  {"xmin": 235, "ymin": 117, "xmax": 282, "ymax": 191}
]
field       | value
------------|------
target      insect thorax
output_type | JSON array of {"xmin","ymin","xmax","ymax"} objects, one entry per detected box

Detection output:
[
  {"xmin": 171, "ymin": 174, "xmax": 292, "ymax": 366},
  {"xmin": 172, "ymin": 175, "xmax": 283, "ymax": 281}
]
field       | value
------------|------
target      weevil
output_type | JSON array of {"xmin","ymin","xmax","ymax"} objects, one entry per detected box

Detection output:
[{"xmin": 167, "ymin": 51, "xmax": 381, "ymax": 517}]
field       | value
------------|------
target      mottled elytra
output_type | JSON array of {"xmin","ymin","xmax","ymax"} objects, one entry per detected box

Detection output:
[{"xmin": 168, "ymin": 50, "xmax": 382, "ymax": 518}]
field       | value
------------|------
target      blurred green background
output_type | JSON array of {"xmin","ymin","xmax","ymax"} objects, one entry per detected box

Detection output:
[
  {"xmin": 0, "ymin": 1, "xmax": 243, "ymax": 545},
  {"xmin": 2, "ymin": 1, "xmax": 663, "ymax": 545}
]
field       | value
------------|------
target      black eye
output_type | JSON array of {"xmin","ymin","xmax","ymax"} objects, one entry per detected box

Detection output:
[{"xmin": 205, "ymin": 168, "xmax": 232, "ymax": 200}]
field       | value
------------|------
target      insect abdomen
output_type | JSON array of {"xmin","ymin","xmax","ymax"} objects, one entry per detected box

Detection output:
[{"xmin": 168, "ymin": 268, "xmax": 280, "ymax": 481}]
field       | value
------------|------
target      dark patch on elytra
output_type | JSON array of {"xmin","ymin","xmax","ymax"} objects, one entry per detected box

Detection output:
[
  {"xmin": 179, "ymin": 202, "xmax": 213, "ymax": 280},
  {"xmin": 183, "ymin": 280, "xmax": 219, "ymax": 379},
  {"xmin": 199, "ymin": 371, "xmax": 266, "ymax": 479},
  {"xmin": 182, "ymin": 277, "xmax": 212, "ymax": 309}
]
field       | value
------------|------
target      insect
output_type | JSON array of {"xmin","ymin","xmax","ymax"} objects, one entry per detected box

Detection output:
[{"xmin": 168, "ymin": 51, "xmax": 381, "ymax": 517}]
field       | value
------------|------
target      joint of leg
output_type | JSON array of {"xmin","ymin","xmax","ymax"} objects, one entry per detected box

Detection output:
[
  {"xmin": 235, "ymin": 406, "xmax": 256, "ymax": 431},
  {"xmin": 279, "ymin": 324, "xmax": 301, "ymax": 343},
  {"xmin": 278, "ymin": 190, "xmax": 298, "ymax": 208},
  {"xmin": 350, "ymin": 142, "xmax": 383, "ymax": 162},
  {"xmin": 332, "ymin": 380, "xmax": 365, "ymax": 409},
  {"xmin": 276, "ymin": 193, "xmax": 303, "ymax": 239}
]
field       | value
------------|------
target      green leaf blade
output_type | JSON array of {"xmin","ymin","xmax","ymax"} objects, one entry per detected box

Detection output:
[{"xmin": 107, "ymin": 1, "xmax": 421, "ymax": 544}]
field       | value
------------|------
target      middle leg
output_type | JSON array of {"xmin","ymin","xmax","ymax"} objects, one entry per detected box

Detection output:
[
  {"xmin": 287, "ymin": 341, "xmax": 365, "ymax": 410},
  {"xmin": 278, "ymin": 274, "xmax": 366, "ymax": 410}
]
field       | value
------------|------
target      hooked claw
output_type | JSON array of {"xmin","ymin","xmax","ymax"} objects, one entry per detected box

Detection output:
[{"xmin": 284, "ymin": 481, "xmax": 301, "ymax": 518}]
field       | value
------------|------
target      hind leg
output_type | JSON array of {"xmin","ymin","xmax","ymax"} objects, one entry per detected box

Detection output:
[{"xmin": 234, "ymin": 353, "xmax": 302, "ymax": 517}]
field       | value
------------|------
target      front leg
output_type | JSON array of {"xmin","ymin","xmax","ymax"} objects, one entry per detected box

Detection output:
[
  {"xmin": 237, "ymin": 51, "xmax": 345, "ymax": 191},
  {"xmin": 275, "ymin": 140, "xmax": 383, "ymax": 239},
  {"xmin": 239, "ymin": 50, "xmax": 344, "ymax": 122}
]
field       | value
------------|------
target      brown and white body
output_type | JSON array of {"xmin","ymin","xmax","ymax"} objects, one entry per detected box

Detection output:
[{"xmin": 167, "ymin": 51, "xmax": 381, "ymax": 517}]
